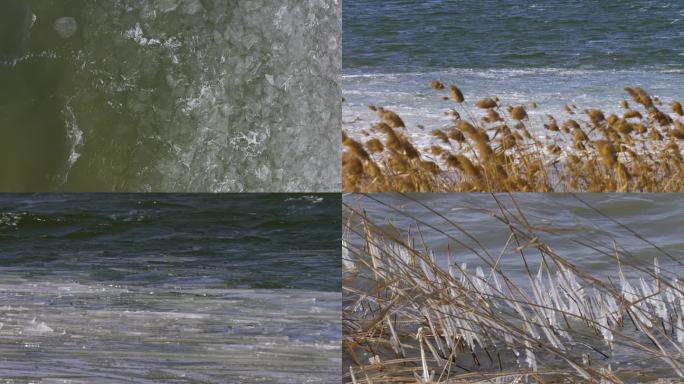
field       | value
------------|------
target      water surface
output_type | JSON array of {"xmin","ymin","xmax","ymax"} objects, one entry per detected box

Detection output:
[
  {"xmin": 343, "ymin": 193, "xmax": 684, "ymax": 381},
  {"xmin": 344, "ymin": 193, "xmax": 684, "ymax": 285},
  {"xmin": 344, "ymin": 0, "xmax": 684, "ymax": 72},
  {"xmin": 343, "ymin": 0, "xmax": 684, "ymax": 142},
  {"xmin": 0, "ymin": 193, "xmax": 341, "ymax": 382},
  {"xmin": 0, "ymin": 0, "xmax": 341, "ymax": 192}
]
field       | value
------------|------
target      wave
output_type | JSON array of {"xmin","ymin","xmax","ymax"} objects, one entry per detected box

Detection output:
[
  {"xmin": 343, "ymin": 66, "xmax": 684, "ymax": 78},
  {"xmin": 0, "ymin": 279, "xmax": 341, "ymax": 383}
]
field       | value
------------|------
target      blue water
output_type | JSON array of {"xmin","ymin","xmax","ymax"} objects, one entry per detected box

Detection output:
[
  {"xmin": 344, "ymin": 193, "xmax": 684, "ymax": 280},
  {"xmin": 343, "ymin": 0, "xmax": 684, "ymax": 142},
  {"xmin": 0, "ymin": 193, "xmax": 340, "ymax": 291},
  {"xmin": 344, "ymin": 0, "xmax": 684, "ymax": 72},
  {"xmin": 0, "ymin": 194, "xmax": 341, "ymax": 382}
]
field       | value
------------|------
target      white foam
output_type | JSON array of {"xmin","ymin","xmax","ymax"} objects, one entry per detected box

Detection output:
[
  {"xmin": 343, "ymin": 68, "xmax": 684, "ymax": 151},
  {"xmin": 60, "ymin": 101, "xmax": 84, "ymax": 185}
]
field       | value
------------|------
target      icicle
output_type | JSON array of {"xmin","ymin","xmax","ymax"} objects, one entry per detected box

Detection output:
[
  {"xmin": 423, "ymin": 308, "xmax": 444, "ymax": 355},
  {"xmin": 368, "ymin": 238, "xmax": 384, "ymax": 275},
  {"xmin": 595, "ymin": 289, "xmax": 614, "ymax": 350},
  {"xmin": 547, "ymin": 266, "xmax": 566, "ymax": 313},
  {"xmin": 349, "ymin": 366, "xmax": 358, "ymax": 384},
  {"xmin": 536, "ymin": 313, "xmax": 564, "ymax": 350},
  {"xmin": 504, "ymin": 331, "xmax": 514, "ymax": 348},
  {"xmin": 491, "ymin": 270, "xmax": 503, "ymax": 293},
  {"xmin": 459, "ymin": 262, "xmax": 468, "ymax": 286},
  {"xmin": 415, "ymin": 327, "xmax": 433, "ymax": 384},
  {"xmin": 437, "ymin": 309, "xmax": 453, "ymax": 350},
  {"xmin": 524, "ymin": 343, "xmax": 537, "ymax": 372},
  {"xmin": 447, "ymin": 251, "xmax": 455, "ymax": 279},
  {"xmin": 341, "ymin": 238, "xmax": 357, "ymax": 272},
  {"xmin": 386, "ymin": 317, "xmax": 405, "ymax": 357},
  {"xmin": 464, "ymin": 313, "xmax": 484, "ymax": 349},
  {"xmin": 622, "ymin": 277, "xmax": 652, "ymax": 328},
  {"xmin": 599, "ymin": 363, "xmax": 613, "ymax": 384}
]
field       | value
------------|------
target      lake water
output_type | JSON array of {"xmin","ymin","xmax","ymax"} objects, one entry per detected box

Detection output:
[
  {"xmin": 0, "ymin": 0, "xmax": 341, "ymax": 192},
  {"xmin": 343, "ymin": 193, "xmax": 684, "ymax": 280},
  {"xmin": 0, "ymin": 193, "xmax": 341, "ymax": 383},
  {"xmin": 343, "ymin": 193, "xmax": 684, "ymax": 381},
  {"xmin": 343, "ymin": 0, "xmax": 684, "ymax": 148}
]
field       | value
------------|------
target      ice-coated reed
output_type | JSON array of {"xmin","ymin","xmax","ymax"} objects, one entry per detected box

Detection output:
[{"xmin": 343, "ymin": 196, "xmax": 684, "ymax": 383}]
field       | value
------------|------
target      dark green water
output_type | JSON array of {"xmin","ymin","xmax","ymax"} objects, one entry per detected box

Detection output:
[
  {"xmin": 0, "ymin": 193, "xmax": 341, "ymax": 291},
  {"xmin": 0, "ymin": 0, "xmax": 341, "ymax": 192},
  {"xmin": 0, "ymin": 194, "xmax": 341, "ymax": 382}
]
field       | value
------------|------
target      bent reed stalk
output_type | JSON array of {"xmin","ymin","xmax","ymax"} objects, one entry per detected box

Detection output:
[
  {"xmin": 343, "ymin": 84, "xmax": 684, "ymax": 192},
  {"xmin": 342, "ymin": 194, "xmax": 684, "ymax": 383}
]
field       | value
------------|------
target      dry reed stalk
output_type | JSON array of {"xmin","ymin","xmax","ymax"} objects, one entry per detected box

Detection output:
[
  {"xmin": 342, "ymin": 85, "xmax": 684, "ymax": 193},
  {"xmin": 343, "ymin": 194, "xmax": 684, "ymax": 383}
]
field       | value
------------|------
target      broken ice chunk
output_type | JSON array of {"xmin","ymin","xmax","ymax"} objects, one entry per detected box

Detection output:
[{"xmin": 54, "ymin": 17, "xmax": 78, "ymax": 39}]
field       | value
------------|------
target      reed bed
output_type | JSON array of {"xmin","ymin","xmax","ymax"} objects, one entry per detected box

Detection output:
[
  {"xmin": 342, "ymin": 194, "xmax": 684, "ymax": 383},
  {"xmin": 342, "ymin": 84, "xmax": 684, "ymax": 192}
]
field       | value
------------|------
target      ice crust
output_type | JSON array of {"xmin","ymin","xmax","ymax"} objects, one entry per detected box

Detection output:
[{"xmin": 31, "ymin": 0, "xmax": 342, "ymax": 192}]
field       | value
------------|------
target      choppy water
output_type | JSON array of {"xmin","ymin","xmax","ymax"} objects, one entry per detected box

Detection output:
[
  {"xmin": 343, "ymin": 0, "xmax": 684, "ymax": 144},
  {"xmin": 0, "ymin": 194, "xmax": 341, "ymax": 382},
  {"xmin": 344, "ymin": 193, "xmax": 684, "ymax": 283},
  {"xmin": 0, "ymin": 0, "xmax": 341, "ymax": 192},
  {"xmin": 344, "ymin": 1, "xmax": 684, "ymax": 72},
  {"xmin": 343, "ymin": 69, "xmax": 684, "ymax": 149}
]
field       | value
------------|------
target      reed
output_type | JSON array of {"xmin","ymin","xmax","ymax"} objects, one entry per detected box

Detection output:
[
  {"xmin": 342, "ymin": 85, "xmax": 684, "ymax": 192},
  {"xmin": 343, "ymin": 194, "xmax": 684, "ymax": 383}
]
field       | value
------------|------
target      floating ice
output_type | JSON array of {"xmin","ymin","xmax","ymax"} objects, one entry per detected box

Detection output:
[
  {"xmin": 0, "ymin": 281, "xmax": 340, "ymax": 383},
  {"xmin": 23, "ymin": 0, "xmax": 342, "ymax": 192},
  {"xmin": 53, "ymin": 17, "xmax": 78, "ymax": 39},
  {"xmin": 24, "ymin": 318, "xmax": 54, "ymax": 335}
]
